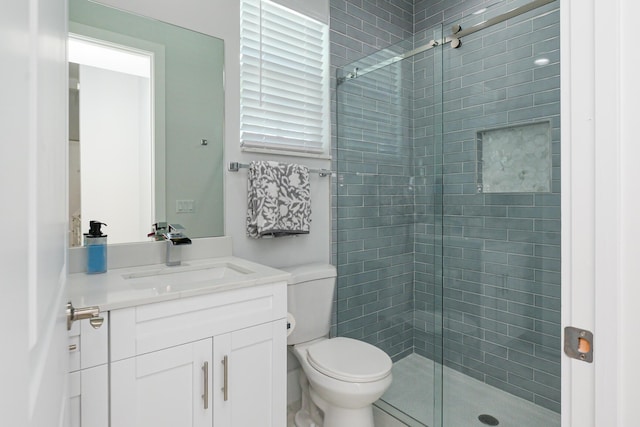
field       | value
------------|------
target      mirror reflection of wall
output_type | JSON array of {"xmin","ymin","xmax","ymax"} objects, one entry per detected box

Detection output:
[
  {"xmin": 68, "ymin": 0, "xmax": 225, "ymax": 246},
  {"xmin": 69, "ymin": 37, "xmax": 154, "ymax": 246}
]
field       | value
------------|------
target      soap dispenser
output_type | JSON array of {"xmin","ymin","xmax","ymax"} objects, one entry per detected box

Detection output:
[{"xmin": 84, "ymin": 220, "xmax": 107, "ymax": 274}]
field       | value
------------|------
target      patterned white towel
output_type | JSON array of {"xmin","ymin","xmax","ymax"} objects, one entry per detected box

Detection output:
[{"xmin": 246, "ymin": 161, "xmax": 311, "ymax": 238}]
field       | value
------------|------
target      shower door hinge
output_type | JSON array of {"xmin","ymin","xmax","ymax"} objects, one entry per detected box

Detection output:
[{"xmin": 564, "ymin": 327, "xmax": 593, "ymax": 363}]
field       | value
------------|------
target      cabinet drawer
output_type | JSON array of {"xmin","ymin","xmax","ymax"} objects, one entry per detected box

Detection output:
[
  {"xmin": 68, "ymin": 315, "xmax": 109, "ymax": 372},
  {"xmin": 110, "ymin": 281, "xmax": 286, "ymax": 361}
]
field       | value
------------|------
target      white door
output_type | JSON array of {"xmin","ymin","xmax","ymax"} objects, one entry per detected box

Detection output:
[
  {"xmin": 213, "ymin": 321, "xmax": 287, "ymax": 427},
  {"xmin": 0, "ymin": 0, "xmax": 69, "ymax": 426},
  {"xmin": 110, "ymin": 339, "xmax": 212, "ymax": 427},
  {"xmin": 563, "ymin": 1, "xmax": 640, "ymax": 426}
]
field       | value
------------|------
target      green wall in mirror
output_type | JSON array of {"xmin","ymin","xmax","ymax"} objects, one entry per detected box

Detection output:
[{"xmin": 69, "ymin": 0, "xmax": 224, "ymax": 246}]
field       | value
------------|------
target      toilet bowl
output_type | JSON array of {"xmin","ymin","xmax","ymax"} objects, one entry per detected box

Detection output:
[
  {"xmin": 283, "ymin": 264, "xmax": 393, "ymax": 427},
  {"xmin": 292, "ymin": 337, "xmax": 392, "ymax": 427}
]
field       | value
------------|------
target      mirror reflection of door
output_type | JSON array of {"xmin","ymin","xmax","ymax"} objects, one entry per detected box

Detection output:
[{"xmin": 69, "ymin": 35, "xmax": 154, "ymax": 246}]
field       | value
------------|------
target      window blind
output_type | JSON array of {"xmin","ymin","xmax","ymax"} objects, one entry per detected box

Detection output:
[{"xmin": 240, "ymin": 0, "xmax": 329, "ymax": 156}]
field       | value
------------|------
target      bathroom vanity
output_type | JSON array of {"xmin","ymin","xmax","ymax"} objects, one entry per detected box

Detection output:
[{"xmin": 67, "ymin": 238, "xmax": 289, "ymax": 427}]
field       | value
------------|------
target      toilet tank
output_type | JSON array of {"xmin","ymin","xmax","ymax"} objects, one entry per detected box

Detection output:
[{"xmin": 281, "ymin": 263, "xmax": 336, "ymax": 345}]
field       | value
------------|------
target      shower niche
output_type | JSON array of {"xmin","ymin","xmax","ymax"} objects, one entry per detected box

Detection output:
[{"xmin": 476, "ymin": 121, "xmax": 552, "ymax": 193}]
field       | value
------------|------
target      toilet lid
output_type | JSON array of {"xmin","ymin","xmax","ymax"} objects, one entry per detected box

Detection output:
[{"xmin": 306, "ymin": 337, "xmax": 392, "ymax": 383}]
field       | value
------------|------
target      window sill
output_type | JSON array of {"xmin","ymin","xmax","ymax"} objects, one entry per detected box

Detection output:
[{"xmin": 241, "ymin": 146, "xmax": 332, "ymax": 160}]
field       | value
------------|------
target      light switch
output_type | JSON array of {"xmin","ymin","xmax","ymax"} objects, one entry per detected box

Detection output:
[{"xmin": 176, "ymin": 200, "xmax": 195, "ymax": 213}]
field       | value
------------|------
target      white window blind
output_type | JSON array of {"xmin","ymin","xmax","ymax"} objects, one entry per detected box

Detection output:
[{"xmin": 240, "ymin": 0, "xmax": 329, "ymax": 156}]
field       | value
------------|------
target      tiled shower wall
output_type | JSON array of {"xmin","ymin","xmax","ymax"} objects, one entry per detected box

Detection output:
[
  {"xmin": 331, "ymin": 0, "xmax": 561, "ymax": 414},
  {"xmin": 415, "ymin": 0, "xmax": 561, "ymax": 412},
  {"xmin": 330, "ymin": 0, "xmax": 417, "ymax": 360}
]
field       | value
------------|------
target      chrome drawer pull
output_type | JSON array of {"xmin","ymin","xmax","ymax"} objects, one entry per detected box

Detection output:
[
  {"xmin": 221, "ymin": 355, "xmax": 229, "ymax": 401},
  {"xmin": 202, "ymin": 362, "xmax": 209, "ymax": 409}
]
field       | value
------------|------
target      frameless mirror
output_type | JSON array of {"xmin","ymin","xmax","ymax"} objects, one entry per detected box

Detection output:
[{"xmin": 68, "ymin": 0, "xmax": 224, "ymax": 246}]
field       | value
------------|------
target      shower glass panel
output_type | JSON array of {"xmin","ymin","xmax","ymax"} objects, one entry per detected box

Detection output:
[
  {"xmin": 335, "ymin": 25, "xmax": 442, "ymax": 426},
  {"xmin": 335, "ymin": 1, "xmax": 560, "ymax": 426},
  {"xmin": 439, "ymin": 1, "xmax": 561, "ymax": 426}
]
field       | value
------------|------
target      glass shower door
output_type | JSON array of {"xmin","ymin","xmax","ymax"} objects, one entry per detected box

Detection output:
[
  {"xmin": 335, "ymin": 25, "xmax": 444, "ymax": 427},
  {"xmin": 334, "ymin": 1, "xmax": 561, "ymax": 425},
  {"xmin": 438, "ymin": 2, "xmax": 561, "ymax": 426}
]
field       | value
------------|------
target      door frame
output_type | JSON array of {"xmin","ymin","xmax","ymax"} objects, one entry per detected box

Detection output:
[{"xmin": 562, "ymin": 0, "xmax": 638, "ymax": 426}]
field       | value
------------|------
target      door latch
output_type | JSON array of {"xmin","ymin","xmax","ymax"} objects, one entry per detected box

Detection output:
[
  {"xmin": 564, "ymin": 326, "xmax": 593, "ymax": 363},
  {"xmin": 66, "ymin": 301, "xmax": 104, "ymax": 330}
]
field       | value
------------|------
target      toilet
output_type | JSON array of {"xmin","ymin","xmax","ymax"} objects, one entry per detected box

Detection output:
[{"xmin": 283, "ymin": 263, "xmax": 392, "ymax": 427}]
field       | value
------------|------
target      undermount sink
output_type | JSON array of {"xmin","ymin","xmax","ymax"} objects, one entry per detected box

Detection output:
[{"xmin": 121, "ymin": 261, "xmax": 254, "ymax": 288}]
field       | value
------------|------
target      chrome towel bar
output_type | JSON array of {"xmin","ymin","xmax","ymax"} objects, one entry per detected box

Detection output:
[{"xmin": 228, "ymin": 161, "xmax": 333, "ymax": 177}]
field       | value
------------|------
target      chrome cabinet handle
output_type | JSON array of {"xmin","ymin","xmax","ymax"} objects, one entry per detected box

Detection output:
[
  {"xmin": 221, "ymin": 355, "xmax": 229, "ymax": 401},
  {"xmin": 66, "ymin": 301, "xmax": 103, "ymax": 330},
  {"xmin": 202, "ymin": 362, "xmax": 209, "ymax": 409}
]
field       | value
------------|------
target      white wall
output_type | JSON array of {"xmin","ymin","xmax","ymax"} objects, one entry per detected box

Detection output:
[
  {"xmin": 95, "ymin": 0, "xmax": 331, "ymax": 268},
  {"xmin": 80, "ymin": 65, "xmax": 152, "ymax": 244}
]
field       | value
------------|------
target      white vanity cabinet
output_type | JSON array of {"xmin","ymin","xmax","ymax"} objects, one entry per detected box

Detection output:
[
  {"xmin": 68, "ymin": 316, "xmax": 109, "ymax": 427},
  {"xmin": 110, "ymin": 338, "xmax": 213, "ymax": 427},
  {"xmin": 108, "ymin": 281, "xmax": 287, "ymax": 427}
]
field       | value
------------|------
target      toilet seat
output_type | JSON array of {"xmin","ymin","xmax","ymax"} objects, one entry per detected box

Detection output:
[{"xmin": 306, "ymin": 337, "xmax": 392, "ymax": 383}]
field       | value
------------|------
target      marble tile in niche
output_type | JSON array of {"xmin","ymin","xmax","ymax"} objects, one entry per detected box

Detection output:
[{"xmin": 477, "ymin": 122, "xmax": 551, "ymax": 193}]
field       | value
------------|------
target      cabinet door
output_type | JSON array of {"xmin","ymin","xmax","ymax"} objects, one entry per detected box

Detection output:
[
  {"xmin": 111, "ymin": 339, "xmax": 212, "ymax": 427},
  {"xmin": 213, "ymin": 320, "xmax": 286, "ymax": 427},
  {"xmin": 68, "ymin": 365, "xmax": 108, "ymax": 427},
  {"xmin": 69, "ymin": 371, "xmax": 80, "ymax": 427}
]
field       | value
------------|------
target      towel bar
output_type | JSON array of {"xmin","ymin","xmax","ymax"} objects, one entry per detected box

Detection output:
[{"xmin": 228, "ymin": 162, "xmax": 333, "ymax": 177}]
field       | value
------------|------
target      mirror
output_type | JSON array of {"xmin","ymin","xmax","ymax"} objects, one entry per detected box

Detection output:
[{"xmin": 68, "ymin": 0, "xmax": 224, "ymax": 246}]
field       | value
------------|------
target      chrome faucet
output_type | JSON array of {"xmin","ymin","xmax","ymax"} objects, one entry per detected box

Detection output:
[{"xmin": 163, "ymin": 224, "xmax": 192, "ymax": 266}]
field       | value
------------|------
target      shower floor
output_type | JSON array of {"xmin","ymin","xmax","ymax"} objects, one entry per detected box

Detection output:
[{"xmin": 379, "ymin": 353, "xmax": 560, "ymax": 427}]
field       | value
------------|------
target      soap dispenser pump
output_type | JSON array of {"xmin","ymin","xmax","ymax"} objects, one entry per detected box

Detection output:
[{"xmin": 84, "ymin": 220, "xmax": 107, "ymax": 274}]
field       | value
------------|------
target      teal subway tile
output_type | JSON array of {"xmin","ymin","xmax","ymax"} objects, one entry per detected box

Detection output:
[
  {"xmin": 485, "ymin": 262, "xmax": 535, "ymax": 281},
  {"xmin": 485, "ymin": 217, "xmax": 534, "ymax": 231},
  {"xmin": 484, "ymin": 194, "xmax": 534, "ymax": 205},
  {"xmin": 508, "ymin": 300, "xmax": 560, "ymax": 324},
  {"xmin": 346, "ymin": 227, "xmax": 379, "ymax": 240},
  {"xmin": 535, "ymin": 269, "xmax": 561, "ymax": 285},
  {"xmin": 508, "ymin": 325, "xmax": 559, "ymax": 350},
  {"xmin": 535, "ymin": 319, "xmax": 561, "ymax": 338},
  {"xmin": 486, "ymin": 353, "xmax": 534, "ymax": 380},
  {"xmin": 486, "ymin": 307, "xmax": 535, "ymax": 330},
  {"xmin": 463, "ymin": 226, "xmax": 508, "ymax": 240},
  {"xmin": 463, "ymin": 248, "xmax": 509, "ymax": 264},
  {"xmin": 347, "ymin": 249, "xmax": 379, "ymax": 263},
  {"xmin": 534, "ymin": 219, "xmax": 561, "ymax": 232},
  {"xmin": 508, "ymin": 254, "xmax": 561, "ymax": 272},
  {"xmin": 484, "ymin": 240, "xmax": 535, "ymax": 255},
  {"xmin": 463, "ymin": 205, "xmax": 507, "ymax": 217},
  {"xmin": 507, "ymin": 372, "xmax": 560, "ymax": 403},
  {"xmin": 509, "ymin": 230, "xmax": 560, "ymax": 245}
]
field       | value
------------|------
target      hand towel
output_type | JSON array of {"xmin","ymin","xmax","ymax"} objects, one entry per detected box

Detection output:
[{"xmin": 247, "ymin": 160, "xmax": 311, "ymax": 238}]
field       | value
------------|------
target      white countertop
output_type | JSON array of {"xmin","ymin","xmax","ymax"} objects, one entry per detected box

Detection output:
[{"xmin": 68, "ymin": 256, "xmax": 291, "ymax": 311}]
